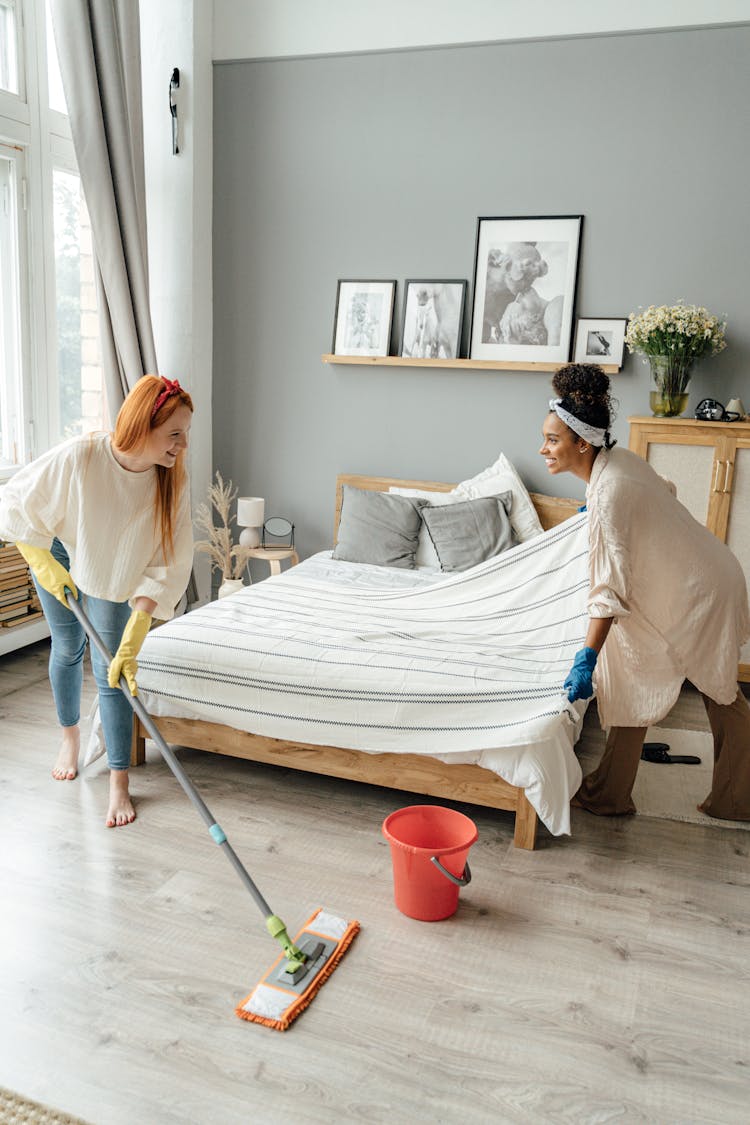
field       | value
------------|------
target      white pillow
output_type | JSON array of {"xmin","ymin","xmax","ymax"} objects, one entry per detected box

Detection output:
[
  {"xmin": 388, "ymin": 487, "xmax": 455, "ymax": 568},
  {"xmin": 452, "ymin": 453, "xmax": 543, "ymax": 542}
]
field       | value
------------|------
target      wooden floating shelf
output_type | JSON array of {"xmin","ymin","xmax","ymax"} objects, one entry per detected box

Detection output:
[{"xmin": 322, "ymin": 354, "xmax": 620, "ymax": 374}]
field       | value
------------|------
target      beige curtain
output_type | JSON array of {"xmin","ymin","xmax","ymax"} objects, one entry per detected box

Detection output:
[{"xmin": 50, "ymin": 0, "xmax": 158, "ymax": 419}]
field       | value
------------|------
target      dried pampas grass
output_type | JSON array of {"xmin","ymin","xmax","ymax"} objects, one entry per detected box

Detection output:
[{"xmin": 194, "ymin": 471, "xmax": 251, "ymax": 580}]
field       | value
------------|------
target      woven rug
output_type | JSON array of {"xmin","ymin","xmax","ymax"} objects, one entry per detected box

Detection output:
[
  {"xmin": 577, "ymin": 726, "xmax": 750, "ymax": 832},
  {"xmin": 0, "ymin": 1086, "xmax": 91, "ymax": 1125}
]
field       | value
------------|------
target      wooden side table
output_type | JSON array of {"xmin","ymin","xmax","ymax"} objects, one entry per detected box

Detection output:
[{"xmin": 244, "ymin": 546, "xmax": 299, "ymax": 577}]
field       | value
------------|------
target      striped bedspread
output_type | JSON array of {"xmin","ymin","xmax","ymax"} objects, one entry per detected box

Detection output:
[{"xmin": 137, "ymin": 514, "xmax": 591, "ymax": 834}]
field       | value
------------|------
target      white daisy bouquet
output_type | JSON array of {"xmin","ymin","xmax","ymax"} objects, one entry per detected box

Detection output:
[{"xmin": 625, "ymin": 302, "xmax": 726, "ymax": 363}]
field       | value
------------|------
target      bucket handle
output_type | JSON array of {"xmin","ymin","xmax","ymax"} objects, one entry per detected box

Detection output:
[{"xmin": 430, "ymin": 856, "xmax": 472, "ymax": 887}]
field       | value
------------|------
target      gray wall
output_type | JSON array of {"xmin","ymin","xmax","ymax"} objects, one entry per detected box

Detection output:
[{"xmin": 213, "ymin": 27, "xmax": 750, "ymax": 559}]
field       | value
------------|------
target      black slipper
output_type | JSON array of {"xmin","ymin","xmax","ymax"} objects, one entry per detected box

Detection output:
[{"xmin": 641, "ymin": 742, "xmax": 701, "ymax": 765}]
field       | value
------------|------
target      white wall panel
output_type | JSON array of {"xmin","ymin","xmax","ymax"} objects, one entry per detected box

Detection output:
[{"xmin": 213, "ymin": 0, "xmax": 750, "ymax": 61}]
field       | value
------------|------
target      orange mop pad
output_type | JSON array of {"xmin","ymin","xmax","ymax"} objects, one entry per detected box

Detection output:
[{"xmin": 236, "ymin": 908, "xmax": 360, "ymax": 1031}]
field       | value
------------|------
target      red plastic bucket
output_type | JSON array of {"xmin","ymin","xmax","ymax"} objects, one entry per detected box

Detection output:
[{"xmin": 382, "ymin": 805, "xmax": 478, "ymax": 921}]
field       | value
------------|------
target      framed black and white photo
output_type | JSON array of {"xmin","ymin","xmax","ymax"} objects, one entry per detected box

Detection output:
[
  {"xmin": 573, "ymin": 317, "xmax": 627, "ymax": 366},
  {"xmin": 400, "ymin": 280, "xmax": 467, "ymax": 360},
  {"xmin": 332, "ymin": 280, "xmax": 396, "ymax": 357},
  {"xmin": 469, "ymin": 215, "xmax": 583, "ymax": 363}
]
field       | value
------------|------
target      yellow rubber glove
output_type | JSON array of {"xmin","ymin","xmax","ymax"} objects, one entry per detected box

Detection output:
[
  {"xmin": 108, "ymin": 610, "xmax": 152, "ymax": 695},
  {"xmin": 16, "ymin": 542, "xmax": 78, "ymax": 606}
]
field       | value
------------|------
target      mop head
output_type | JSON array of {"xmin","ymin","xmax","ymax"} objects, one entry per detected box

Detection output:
[{"xmin": 235, "ymin": 907, "xmax": 359, "ymax": 1031}]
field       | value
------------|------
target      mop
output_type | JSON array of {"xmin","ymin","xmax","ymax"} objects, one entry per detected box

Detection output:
[{"xmin": 66, "ymin": 592, "xmax": 359, "ymax": 1031}]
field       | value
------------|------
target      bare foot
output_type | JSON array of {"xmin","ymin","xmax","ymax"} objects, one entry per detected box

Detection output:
[
  {"xmin": 52, "ymin": 725, "xmax": 80, "ymax": 781},
  {"xmin": 106, "ymin": 769, "xmax": 136, "ymax": 828}
]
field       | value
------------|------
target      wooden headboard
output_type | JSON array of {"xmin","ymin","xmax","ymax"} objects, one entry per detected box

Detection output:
[{"xmin": 334, "ymin": 474, "xmax": 580, "ymax": 542}]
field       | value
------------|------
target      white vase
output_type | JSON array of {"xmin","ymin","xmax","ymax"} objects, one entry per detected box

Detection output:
[{"xmin": 218, "ymin": 578, "xmax": 244, "ymax": 599}]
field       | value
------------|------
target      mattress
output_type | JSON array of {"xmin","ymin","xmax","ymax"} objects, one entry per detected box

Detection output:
[{"xmin": 135, "ymin": 515, "xmax": 591, "ymax": 835}]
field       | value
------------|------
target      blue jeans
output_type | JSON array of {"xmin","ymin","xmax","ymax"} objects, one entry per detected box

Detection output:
[{"xmin": 32, "ymin": 539, "xmax": 134, "ymax": 771}]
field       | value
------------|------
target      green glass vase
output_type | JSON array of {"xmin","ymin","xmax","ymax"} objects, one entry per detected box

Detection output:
[{"xmin": 647, "ymin": 354, "xmax": 693, "ymax": 417}]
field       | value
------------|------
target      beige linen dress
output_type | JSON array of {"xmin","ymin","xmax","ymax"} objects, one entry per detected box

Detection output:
[{"xmin": 586, "ymin": 446, "xmax": 750, "ymax": 729}]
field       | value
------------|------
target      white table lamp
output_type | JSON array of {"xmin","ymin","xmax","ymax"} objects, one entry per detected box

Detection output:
[{"xmin": 237, "ymin": 496, "xmax": 265, "ymax": 548}]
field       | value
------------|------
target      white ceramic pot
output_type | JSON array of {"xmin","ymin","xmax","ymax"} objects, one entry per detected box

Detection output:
[{"xmin": 218, "ymin": 578, "xmax": 244, "ymax": 599}]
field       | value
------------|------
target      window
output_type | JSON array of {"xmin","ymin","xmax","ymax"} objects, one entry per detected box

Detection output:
[
  {"xmin": 0, "ymin": 1, "xmax": 20, "ymax": 96},
  {"xmin": 0, "ymin": 0, "xmax": 104, "ymax": 480},
  {"xmin": 0, "ymin": 146, "xmax": 25, "ymax": 467},
  {"xmin": 45, "ymin": 0, "xmax": 64, "ymax": 112},
  {"xmin": 53, "ymin": 166, "xmax": 105, "ymax": 439}
]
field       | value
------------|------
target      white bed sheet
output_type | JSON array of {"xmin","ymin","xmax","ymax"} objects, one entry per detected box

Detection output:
[
  {"xmin": 136, "ymin": 517, "xmax": 590, "ymax": 835},
  {"xmin": 293, "ymin": 550, "xmax": 445, "ymax": 588}
]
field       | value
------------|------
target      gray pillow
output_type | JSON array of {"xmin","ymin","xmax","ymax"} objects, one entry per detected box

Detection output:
[
  {"xmin": 421, "ymin": 492, "xmax": 515, "ymax": 572},
  {"xmin": 333, "ymin": 486, "xmax": 427, "ymax": 568}
]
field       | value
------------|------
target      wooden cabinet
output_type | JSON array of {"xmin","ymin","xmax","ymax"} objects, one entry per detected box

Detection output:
[{"xmin": 629, "ymin": 416, "xmax": 750, "ymax": 681}]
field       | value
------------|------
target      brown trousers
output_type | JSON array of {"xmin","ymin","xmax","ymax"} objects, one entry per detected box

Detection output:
[{"xmin": 575, "ymin": 688, "xmax": 750, "ymax": 820}]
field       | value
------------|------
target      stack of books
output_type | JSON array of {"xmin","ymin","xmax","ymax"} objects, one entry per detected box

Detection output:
[{"xmin": 0, "ymin": 542, "xmax": 43, "ymax": 628}]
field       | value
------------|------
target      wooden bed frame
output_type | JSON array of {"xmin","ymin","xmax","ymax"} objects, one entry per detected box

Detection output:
[{"xmin": 131, "ymin": 475, "xmax": 581, "ymax": 849}]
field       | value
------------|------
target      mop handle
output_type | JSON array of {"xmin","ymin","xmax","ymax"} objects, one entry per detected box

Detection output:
[{"xmin": 65, "ymin": 591, "xmax": 275, "ymax": 921}]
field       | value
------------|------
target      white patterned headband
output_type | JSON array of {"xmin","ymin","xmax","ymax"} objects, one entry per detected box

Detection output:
[{"xmin": 549, "ymin": 399, "xmax": 607, "ymax": 447}]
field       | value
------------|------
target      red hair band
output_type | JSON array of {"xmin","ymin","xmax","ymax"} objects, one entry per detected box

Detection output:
[{"xmin": 151, "ymin": 377, "xmax": 184, "ymax": 419}]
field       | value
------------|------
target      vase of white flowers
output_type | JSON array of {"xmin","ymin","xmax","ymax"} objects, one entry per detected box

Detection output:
[
  {"xmin": 194, "ymin": 471, "xmax": 252, "ymax": 597},
  {"xmin": 644, "ymin": 353, "xmax": 693, "ymax": 417},
  {"xmin": 625, "ymin": 302, "xmax": 727, "ymax": 417}
]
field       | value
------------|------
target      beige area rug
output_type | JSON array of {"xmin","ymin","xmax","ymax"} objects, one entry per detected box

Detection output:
[
  {"xmin": 0, "ymin": 1086, "xmax": 91, "ymax": 1125},
  {"xmin": 577, "ymin": 726, "xmax": 750, "ymax": 832}
]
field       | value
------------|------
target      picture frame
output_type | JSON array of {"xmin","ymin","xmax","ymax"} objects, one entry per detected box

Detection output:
[
  {"xmin": 469, "ymin": 215, "xmax": 583, "ymax": 363},
  {"xmin": 332, "ymin": 280, "xmax": 396, "ymax": 357},
  {"xmin": 399, "ymin": 280, "xmax": 467, "ymax": 360},
  {"xmin": 573, "ymin": 317, "xmax": 627, "ymax": 366}
]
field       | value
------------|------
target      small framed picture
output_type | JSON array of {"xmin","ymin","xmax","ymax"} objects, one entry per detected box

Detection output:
[
  {"xmin": 400, "ymin": 280, "xmax": 467, "ymax": 359},
  {"xmin": 332, "ymin": 280, "xmax": 396, "ymax": 357},
  {"xmin": 573, "ymin": 317, "xmax": 627, "ymax": 366},
  {"xmin": 469, "ymin": 215, "xmax": 583, "ymax": 363}
]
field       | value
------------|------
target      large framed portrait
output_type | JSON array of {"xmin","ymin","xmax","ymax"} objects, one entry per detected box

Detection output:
[
  {"xmin": 469, "ymin": 216, "xmax": 583, "ymax": 363},
  {"xmin": 573, "ymin": 317, "xmax": 627, "ymax": 366},
  {"xmin": 400, "ymin": 280, "xmax": 467, "ymax": 359},
  {"xmin": 332, "ymin": 280, "xmax": 396, "ymax": 357}
]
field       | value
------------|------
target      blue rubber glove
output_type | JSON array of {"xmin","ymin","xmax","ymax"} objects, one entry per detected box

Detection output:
[{"xmin": 564, "ymin": 646, "xmax": 597, "ymax": 702}]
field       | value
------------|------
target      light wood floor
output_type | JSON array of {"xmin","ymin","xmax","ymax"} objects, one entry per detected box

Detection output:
[{"xmin": 1, "ymin": 641, "xmax": 748, "ymax": 1125}]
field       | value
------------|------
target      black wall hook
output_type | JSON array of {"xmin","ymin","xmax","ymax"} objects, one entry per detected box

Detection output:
[{"xmin": 169, "ymin": 68, "xmax": 180, "ymax": 154}]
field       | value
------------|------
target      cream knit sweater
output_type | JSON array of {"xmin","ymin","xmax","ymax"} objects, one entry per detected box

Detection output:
[{"xmin": 0, "ymin": 433, "xmax": 193, "ymax": 621}]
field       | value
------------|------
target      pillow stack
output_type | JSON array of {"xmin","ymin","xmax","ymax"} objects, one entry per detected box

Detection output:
[{"xmin": 333, "ymin": 453, "xmax": 544, "ymax": 573}]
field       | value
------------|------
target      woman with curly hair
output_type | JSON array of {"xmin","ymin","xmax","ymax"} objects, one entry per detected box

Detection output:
[
  {"xmin": 540, "ymin": 363, "xmax": 750, "ymax": 820},
  {"xmin": 0, "ymin": 375, "xmax": 194, "ymax": 828}
]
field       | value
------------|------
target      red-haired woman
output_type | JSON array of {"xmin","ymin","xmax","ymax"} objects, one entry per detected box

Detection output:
[{"xmin": 0, "ymin": 375, "xmax": 194, "ymax": 827}]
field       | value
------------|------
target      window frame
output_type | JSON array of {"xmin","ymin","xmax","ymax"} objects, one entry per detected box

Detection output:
[
  {"xmin": 0, "ymin": 0, "xmax": 26, "ymax": 107},
  {"xmin": 0, "ymin": 0, "xmax": 87, "ymax": 481},
  {"xmin": 0, "ymin": 142, "xmax": 32, "ymax": 472}
]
